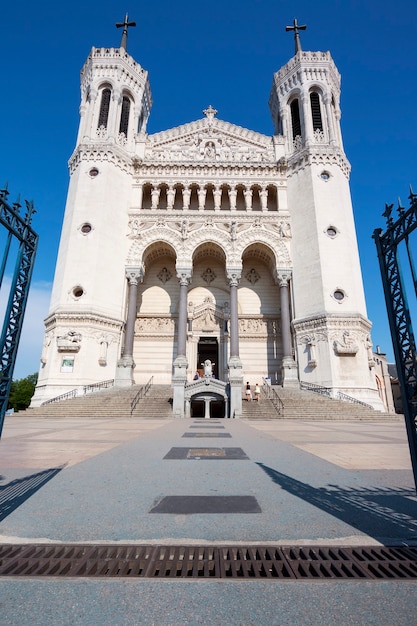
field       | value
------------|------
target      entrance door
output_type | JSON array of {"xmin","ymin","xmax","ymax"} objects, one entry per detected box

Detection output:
[{"xmin": 197, "ymin": 337, "xmax": 219, "ymax": 379}]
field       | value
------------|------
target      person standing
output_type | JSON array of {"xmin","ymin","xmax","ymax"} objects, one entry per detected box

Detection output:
[
  {"xmin": 254, "ymin": 383, "xmax": 261, "ymax": 403},
  {"xmin": 245, "ymin": 382, "xmax": 252, "ymax": 401}
]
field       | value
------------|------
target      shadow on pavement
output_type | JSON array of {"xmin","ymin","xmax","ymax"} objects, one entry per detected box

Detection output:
[
  {"xmin": 257, "ymin": 462, "xmax": 417, "ymax": 541},
  {"xmin": 0, "ymin": 468, "xmax": 63, "ymax": 522}
]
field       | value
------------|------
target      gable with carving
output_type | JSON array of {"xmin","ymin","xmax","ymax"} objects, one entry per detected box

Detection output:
[{"xmin": 145, "ymin": 116, "xmax": 275, "ymax": 165}]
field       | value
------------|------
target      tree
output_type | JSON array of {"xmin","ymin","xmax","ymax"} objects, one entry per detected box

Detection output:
[{"xmin": 8, "ymin": 373, "xmax": 38, "ymax": 412}]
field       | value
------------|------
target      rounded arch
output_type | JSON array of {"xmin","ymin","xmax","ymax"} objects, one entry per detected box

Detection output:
[
  {"xmin": 142, "ymin": 241, "xmax": 177, "ymax": 274},
  {"xmin": 185, "ymin": 229, "xmax": 230, "ymax": 265},
  {"xmin": 237, "ymin": 232, "xmax": 292, "ymax": 269},
  {"xmin": 127, "ymin": 230, "xmax": 182, "ymax": 266},
  {"xmin": 192, "ymin": 242, "xmax": 227, "ymax": 266},
  {"xmin": 241, "ymin": 242, "xmax": 277, "ymax": 275}
]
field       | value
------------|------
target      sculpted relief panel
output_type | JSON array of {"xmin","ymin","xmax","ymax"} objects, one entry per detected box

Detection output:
[{"xmin": 145, "ymin": 119, "xmax": 275, "ymax": 165}]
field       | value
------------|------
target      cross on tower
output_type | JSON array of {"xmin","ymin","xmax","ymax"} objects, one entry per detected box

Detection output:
[
  {"xmin": 285, "ymin": 18, "xmax": 307, "ymax": 55},
  {"xmin": 116, "ymin": 13, "xmax": 136, "ymax": 51}
]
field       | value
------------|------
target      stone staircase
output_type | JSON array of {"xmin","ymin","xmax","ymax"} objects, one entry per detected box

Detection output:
[
  {"xmin": 21, "ymin": 383, "xmax": 399, "ymax": 421},
  {"xmin": 23, "ymin": 385, "xmax": 174, "ymax": 420},
  {"xmin": 241, "ymin": 386, "xmax": 399, "ymax": 420}
]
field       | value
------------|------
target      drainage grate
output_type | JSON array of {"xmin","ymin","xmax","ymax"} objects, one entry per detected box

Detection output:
[{"xmin": 0, "ymin": 544, "xmax": 417, "ymax": 579}]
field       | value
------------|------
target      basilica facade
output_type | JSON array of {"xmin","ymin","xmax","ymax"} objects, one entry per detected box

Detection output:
[{"xmin": 31, "ymin": 28, "xmax": 384, "ymax": 416}]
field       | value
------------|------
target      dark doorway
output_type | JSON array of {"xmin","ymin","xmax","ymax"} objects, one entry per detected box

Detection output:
[{"xmin": 197, "ymin": 337, "xmax": 218, "ymax": 378}]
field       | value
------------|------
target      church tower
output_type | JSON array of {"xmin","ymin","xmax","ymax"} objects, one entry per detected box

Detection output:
[
  {"xmin": 269, "ymin": 20, "xmax": 381, "ymax": 406},
  {"xmin": 32, "ymin": 18, "xmax": 152, "ymax": 404}
]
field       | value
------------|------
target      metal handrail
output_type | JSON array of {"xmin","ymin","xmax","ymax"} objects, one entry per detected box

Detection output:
[
  {"xmin": 41, "ymin": 379, "xmax": 115, "ymax": 406},
  {"xmin": 300, "ymin": 381, "xmax": 374, "ymax": 409},
  {"xmin": 42, "ymin": 389, "xmax": 78, "ymax": 405},
  {"xmin": 262, "ymin": 380, "xmax": 284, "ymax": 416},
  {"xmin": 130, "ymin": 376, "xmax": 153, "ymax": 416},
  {"xmin": 83, "ymin": 379, "xmax": 114, "ymax": 394}
]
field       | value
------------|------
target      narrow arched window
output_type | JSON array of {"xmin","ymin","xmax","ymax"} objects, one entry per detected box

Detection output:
[
  {"xmin": 119, "ymin": 96, "xmax": 131, "ymax": 136},
  {"xmin": 98, "ymin": 88, "xmax": 111, "ymax": 129},
  {"xmin": 290, "ymin": 99, "xmax": 301, "ymax": 139},
  {"xmin": 310, "ymin": 92, "xmax": 323, "ymax": 132}
]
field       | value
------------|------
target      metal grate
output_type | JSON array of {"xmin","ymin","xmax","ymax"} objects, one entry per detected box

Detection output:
[{"xmin": 1, "ymin": 544, "xmax": 417, "ymax": 579}]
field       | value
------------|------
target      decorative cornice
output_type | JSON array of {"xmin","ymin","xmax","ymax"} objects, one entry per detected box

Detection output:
[
  {"xmin": 292, "ymin": 313, "xmax": 372, "ymax": 335},
  {"xmin": 44, "ymin": 311, "xmax": 124, "ymax": 332},
  {"xmin": 133, "ymin": 161, "xmax": 284, "ymax": 181},
  {"xmin": 287, "ymin": 145, "xmax": 351, "ymax": 179},
  {"xmin": 69, "ymin": 144, "xmax": 133, "ymax": 174}
]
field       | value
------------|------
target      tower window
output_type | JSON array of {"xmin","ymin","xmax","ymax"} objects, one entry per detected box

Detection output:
[
  {"xmin": 98, "ymin": 88, "xmax": 111, "ymax": 129},
  {"xmin": 310, "ymin": 92, "xmax": 323, "ymax": 132},
  {"xmin": 290, "ymin": 99, "xmax": 301, "ymax": 139},
  {"xmin": 119, "ymin": 96, "xmax": 131, "ymax": 136}
]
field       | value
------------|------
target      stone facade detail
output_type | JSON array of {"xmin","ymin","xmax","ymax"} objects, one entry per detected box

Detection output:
[{"xmin": 31, "ymin": 33, "xmax": 385, "ymax": 413}]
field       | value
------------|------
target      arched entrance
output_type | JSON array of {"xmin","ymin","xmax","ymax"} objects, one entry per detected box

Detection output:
[{"xmin": 197, "ymin": 337, "xmax": 219, "ymax": 378}]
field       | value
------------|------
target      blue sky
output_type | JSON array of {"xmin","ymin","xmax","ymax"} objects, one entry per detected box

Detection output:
[{"xmin": 1, "ymin": 0, "xmax": 417, "ymax": 379}]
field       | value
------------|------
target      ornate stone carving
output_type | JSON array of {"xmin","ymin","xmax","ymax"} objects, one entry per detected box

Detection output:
[
  {"xmin": 57, "ymin": 331, "xmax": 82, "ymax": 352},
  {"xmin": 157, "ymin": 267, "xmax": 172, "ymax": 284},
  {"xmin": 135, "ymin": 317, "xmax": 175, "ymax": 334},
  {"xmin": 245, "ymin": 268, "xmax": 260, "ymax": 284},
  {"xmin": 333, "ymin": 331, "xmax": 359, "ymax": 355},
  {"xmin": 201, "ymin": 267, "xmax": 216, "ymax": 285},
  {"xmin": 145, "ymin": 117, "xmax": 275, "ymax": 164}
]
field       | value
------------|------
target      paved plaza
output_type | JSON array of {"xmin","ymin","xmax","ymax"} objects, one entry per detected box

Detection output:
[{"xmin": 0, "ymin": 413, "xmax": 416, "ymax": 624}]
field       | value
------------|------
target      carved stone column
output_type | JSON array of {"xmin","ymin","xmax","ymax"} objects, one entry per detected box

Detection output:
[
  {"xmin": 259, "ymin": 187, "xmax": 268, "ymax": 212},
  {"xmin": 115, "ymin": 267, "xmax": 143, "ymax": 387},
  {"xmin": 182, "ymin": 186, "xmax": 191, "ymax": 210},
  {"xmin": 151, "ymin": 186, "xmax": 161, "ymax": 209},
  {"xmin": 166, "ymin": 185, "xmax": 175, "ymax": 209},
  {"xmin": 227, "ymin": 268, "xmax": 243, "ymax": 418},
  {"xmin": 276, "ymin": 270, "xmax": 298, "ymax": 387},
  {"xmin": 301, "ymin": 93, "xmax": 314, "ymax": 146},
  {"xmin": 198, "ymin": 187, "xmax": 207, "ymax": 210},
  {"xmin": 244, "ymin": 188, "xmax": 253, "ymax": 211},
  {"xmin": 323, "ymin": 95, "xmax": 336, "ymax": 145},
  {"xmin": 213, "ymin": 185, "xmax": 222, "ymax": 211},
  {"xmin": 228, "ymin": 187, "xmax": 237, "ymax": 211},
  {"xmin": 172, "ymin": 268, "xmax": 192, "ymax": 417}
]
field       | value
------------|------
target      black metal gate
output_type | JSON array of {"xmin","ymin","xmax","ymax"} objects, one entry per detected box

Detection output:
[
  {"xmin": 373, "ymin": 192, "xmax": 417, "ymax": 490},
  {"xmin": 0, "ymin": 185, "xmax": 39, "ymax": 438}
]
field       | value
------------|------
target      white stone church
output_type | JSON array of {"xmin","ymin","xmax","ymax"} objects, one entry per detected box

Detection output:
[{"xmin": 31, "ymin": 20, "xmax": 384, "ymax": 417}]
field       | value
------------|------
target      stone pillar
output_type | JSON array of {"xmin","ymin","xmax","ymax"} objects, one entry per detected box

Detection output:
[
  {"xmin": 276, "ymin": 270, "xmax": 298, "ymax": 387},
  {"xmin": 135, "ymin": 183, "xmax": 144, "ymax": 209},
  {"xmin": 172, "ymin": 269, "xmax": 192, "ymax": 417},
  {"xmin": 260, "ymin": 187, "xmax": 268, "ymax": 212},
  {"xmin": 115, "ymin": 266, "xmax": 143, "ymax": 387},
  {"xmin": 151, "ymin": 186, "xmax": 161, "ymax": 209},
  {"xmin": 183, "ymin": 186, "xmax": 191, "ymax": 210},
  {"xmin": 198, "ymin": 187, "xmax": 207, "ymax": 210},
  {"xmin": 213, "ymin": 185, "xmax": 222, "ymax": 211},
  {"xmin": 301, "ymin": 93, "xmax": 314, "ymax": 146},
  {"xmin": 166, "ymin": 185, "xmax": 175, "ymax": 209},
  {"xmin": 228, "ymin": 186, "xmax": 237, "ymax": 211},
  {"xmin": 227, "ymin": 268, "xmax": 243, "ymax": 418},
  {"xmin": 244, "ymin": 188, "xmax": 253, "ymax": 211},
  {"xmin": 79, "ymin": 88, "xmax": 97, "ymax": 143},
  {"xmin": 324, "ymin": 95, "xmax": 336, "ymax": 145}
]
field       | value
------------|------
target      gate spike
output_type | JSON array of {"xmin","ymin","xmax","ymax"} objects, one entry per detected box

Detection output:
[
  {"xmin": 13, "ymin": 194, "xmax": 21, "ymax": 213},
  {"xmin": 398, "ymin": 197, "xmax": 405, "ymax": 217},
  {"xmin": 0, "ymin": 182, "xmax": 9, "ymax": 199}
]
